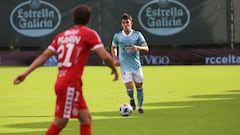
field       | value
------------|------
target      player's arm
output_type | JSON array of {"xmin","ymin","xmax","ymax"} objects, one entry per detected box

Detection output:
[
  {"xmin": 95, "ymin": 47, "xmax": 119, "ymax": 81},
  {"xmin": 130, "ymin": 42, "xmax": 149, "ymax": 52},
  {"xmin": 134, "ymin": 42, "xmax": 149, "ymax": 52},
  {"xmin": 132, "ymin": 32, "xmax": 149, "ymax": 52},
  {"xmin": 13, "ymin": 49, "xmax": 54, "ymax": 85},
  {"xmin": 111, "ymin": 45, "xmax": 120, "ymax": 66}
]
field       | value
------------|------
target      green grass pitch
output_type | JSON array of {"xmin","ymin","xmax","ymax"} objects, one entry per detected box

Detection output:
[{"xmin": 0, "ymin": 66, "xmax": 240, "ymax": 135}]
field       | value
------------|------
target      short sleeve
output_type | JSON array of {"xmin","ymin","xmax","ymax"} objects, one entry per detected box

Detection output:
[
  {"xmin": 112, "ymin": 34, "xmax": 119, "ymax": 47},
  {"xmin": 48, "ymin": 36, "xmax": 58, "ymax": 52},
  {"xmin": 138, "ymin": 32, "xmax": 146, "ymax": 45},
  {"xmin": 88, "ymin": 29, "xmax": 103, "ymax": 50}
]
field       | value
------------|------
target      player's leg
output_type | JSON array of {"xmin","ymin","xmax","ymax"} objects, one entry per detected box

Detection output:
[
  {"xmin": 45, "ymin": 84, "xmax": 78, "ymax": 135},
  {"xmin": 45, "ymin": 117, "xmax": 68, "ymax": 135},
  {"xmin": 125, "ymin": 81, "xmax": 136, "ymax": 110},
  {"xmin": 122, "ymin": 71, "xmax": 136, "ymax": 110},
  {"xmin": 135, "ymin": 82, "xmax": 144, "ymax": 114},
  {"xmin": 77, "ymin": 88, "xmax": 92, "ymax": 135},
  {"xmin": 45, "ymin": 86, "xmax": 71, "ymax": 135},
  {"xmin": 133, "ymin": 69, "xmax": 144, "ymax": 114},
  {"xmin": 78, "ymin": 109, "xmax": 92, "ymax": 135},
  {"xmin": 125, "ymin": 81, "xmax": 134, "ymax": 98}
]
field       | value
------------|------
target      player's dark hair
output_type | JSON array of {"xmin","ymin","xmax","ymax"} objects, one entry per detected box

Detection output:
[
  {"xmin": 121, "ymin": 13, "xmax": 132, "ymax": 21},
  {"xmin": 72, "ymin": 5, "xmax": 92, "ymax": 25}
]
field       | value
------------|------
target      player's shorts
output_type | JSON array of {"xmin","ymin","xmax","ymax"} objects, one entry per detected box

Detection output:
[
  {"xmin": 121, "ymin": 68, "xmax": 144, "ymax": 84},
  {"xmin": 54, "ymin": 81, "xmax": 88, "ymax": 119}
]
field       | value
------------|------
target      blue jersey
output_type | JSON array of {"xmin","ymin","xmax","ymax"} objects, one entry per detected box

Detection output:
[{"xmin": 112, "ymin": 30, "xmax": 146, "ymax": 72}]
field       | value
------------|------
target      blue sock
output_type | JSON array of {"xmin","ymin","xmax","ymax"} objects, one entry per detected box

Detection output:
[
  {"xmin": 126, "ymin": 89, "xmax": 134, "ymax": 99},
  {"xmin": 137, "ymin": 88, "xmax": 144, "ymax": 108}
]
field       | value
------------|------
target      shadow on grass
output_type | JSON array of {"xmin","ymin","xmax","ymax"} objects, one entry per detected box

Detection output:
[
  {"xmin": 91, "ymin": 90, "xmax": 240, "ymax": 135},
  {"xmin": 0, "ymin": 122, "xmax": 48, "ymax": 135},
  {"xmin": 0, "ymin": 131, "xmax": 44, "ymax": 135},
  {"xmin": 1, "ymin": 90, "xmax": 240, "ymax": 135}
]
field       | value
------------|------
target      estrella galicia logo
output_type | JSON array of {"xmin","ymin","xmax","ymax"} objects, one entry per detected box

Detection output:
[
  {"xmin": 138, "ymin": 0, "xmax": 190, "ymax": 36},
  {"xmin": 10, "ymin": 0, "xmax": 61, "ymax": 37}
]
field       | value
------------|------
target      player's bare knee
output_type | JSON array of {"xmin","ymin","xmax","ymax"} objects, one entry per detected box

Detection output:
[
  {"xmin": 125, "ymin": 82, "xmax": 133, "ymax": 89},
  {"xmin": 78, "ymin": 110, "xmax": 92, "ymax": 124},
  {"xmin": 53, "ymin": 118, "xmax": 68, "ymax": 129},
  {"xmin": 79, "ymin": 116, "xmax": 91, "ymax": 124}
]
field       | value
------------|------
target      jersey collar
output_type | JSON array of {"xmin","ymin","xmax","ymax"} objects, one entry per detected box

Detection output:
[{"xmin": 122, "ymin": 30, "xmax": 133, "ymax": 37}]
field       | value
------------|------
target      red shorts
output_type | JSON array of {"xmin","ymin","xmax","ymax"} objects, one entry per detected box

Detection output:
[{"xmin": 54, "ymin": 80, "xmax": 88, "ymax": 119}]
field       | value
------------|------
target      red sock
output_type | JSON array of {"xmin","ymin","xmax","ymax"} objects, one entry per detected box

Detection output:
[
  {"xmin": 45, "ymin": 123, "xmax": 61, "ymax": 135},
  {"xmin": 80, "ymin": 124, "xmax": 92, "ymax": 135}
]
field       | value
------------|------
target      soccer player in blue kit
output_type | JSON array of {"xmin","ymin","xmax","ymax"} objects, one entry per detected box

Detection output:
[{"xmin": 111, "ymin": 13, "xmax": 149, "ymax": 114}]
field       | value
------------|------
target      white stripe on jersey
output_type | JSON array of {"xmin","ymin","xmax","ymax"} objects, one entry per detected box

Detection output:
[
  {"xmin": 91, "ymin": 44, "xmax": 104, "ymax": 51},
  {"xmin": 48, "ymin": 46, "xmax": 56, "ymax": 52}
]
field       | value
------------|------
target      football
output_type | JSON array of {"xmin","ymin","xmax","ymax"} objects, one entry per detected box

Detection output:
[{"xmin": 119, "ymin": 103, "xmax": 133, "ymax": 116}]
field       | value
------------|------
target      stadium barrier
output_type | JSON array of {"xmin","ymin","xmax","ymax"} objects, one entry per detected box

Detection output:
[{"xmin": 1, "ymin": 48, "xmax": 240, "ymax": 66}]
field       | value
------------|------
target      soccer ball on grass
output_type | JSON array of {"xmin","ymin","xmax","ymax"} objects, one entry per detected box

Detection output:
[{"xmin": 119, "ymin": 103, "xmax": 133, "ymax": 116}]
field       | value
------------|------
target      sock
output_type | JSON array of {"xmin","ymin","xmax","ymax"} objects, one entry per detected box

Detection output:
[
  {"xmin": 137, "ymin": 88, "xmax": 144, "ymax": 108},
  {"xmin": 45, "ymin": 123, "xmax": 61, "ymax": 135},
  {"xmin": 80, "ymin": 124, "xmax": 92, "ymax": 135},
  {"xmin": 126, "ymin": 89, "xmax": 134, "ymax": 99}
]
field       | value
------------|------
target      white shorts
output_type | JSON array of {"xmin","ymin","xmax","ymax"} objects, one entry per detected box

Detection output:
[{"xmin": 121, "ymin": 69, "xmax": 144, "ymax": 83}]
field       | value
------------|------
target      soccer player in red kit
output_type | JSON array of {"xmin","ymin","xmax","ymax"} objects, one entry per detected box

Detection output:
[{"xmin": 13, "ymin": 5, "xmax": 118, "ymax": 135}]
